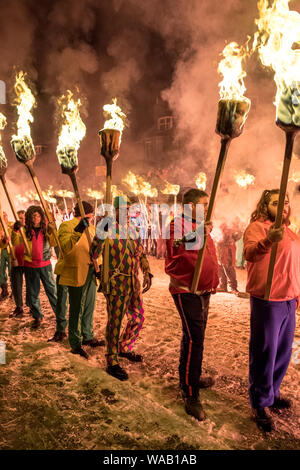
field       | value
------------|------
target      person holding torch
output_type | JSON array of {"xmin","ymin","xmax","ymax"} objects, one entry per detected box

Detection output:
[
  {"xmin": 165, "ymin": 188, "xmax": 219, "ymax": 421},
  {"xmin": 90, "ymin": 195, "xmax": 153, "ymax": 381},
  {"xmin": 243, "ymin": 189, "xmax": 300, "ymax": 432}
]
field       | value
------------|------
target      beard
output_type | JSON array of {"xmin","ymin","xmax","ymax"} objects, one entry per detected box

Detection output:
[{"xmin": 267, "ymin": 207, "xmax": 291, "ymax": 224}]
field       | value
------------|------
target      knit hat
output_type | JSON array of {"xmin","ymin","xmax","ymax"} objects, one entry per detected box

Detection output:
[{"xmin": 74, "ymin": 201, "xmax": 94, "ymax": 217}]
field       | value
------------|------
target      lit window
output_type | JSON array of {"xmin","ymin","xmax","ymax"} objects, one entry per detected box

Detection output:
[{"xmin": 158, "ymin": 116, "xmax": 173, "ymax": 131}]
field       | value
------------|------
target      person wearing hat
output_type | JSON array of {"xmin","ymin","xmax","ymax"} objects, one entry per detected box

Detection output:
[
  {"xmin": 51, "ymin": 201, "xmax": 104, "ymax": 358},
  {"xmin": 90, "ymin": 195, "xmax": 153, "ymax": 381}
]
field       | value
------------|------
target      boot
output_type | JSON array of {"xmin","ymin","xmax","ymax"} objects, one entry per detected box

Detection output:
[
  {"xmin": 252, "ymin": 407, "xmax": 275, "ymax": 432},
  {"xmin": 71, "ymin": 347, "xmax": 89, "ymax": 359},
  {"xmin": 48, "ymin": 331, "xmax": 67, "ymax": 342},
  {"xmin": 199, "ymin": 375, "xmax": 215, "ymax": 389},
  {"xmin": 119, "ymin": 351, "xmax": 143, "ymax": 362},
  {"xmin": 270, "ymin": 395, "xmax": 292, "ymax": 411},
  {"xmin": 183, "ymin": 396, "xmax": 206, "ymax": 421},
  {"xmin": 106, "ymin": 364, "xmax": 129, "ymax": 381},
  {"xmin": 9, "ymin": 307, "xmax": 24, "ymax": 318},
  {"xmin": 0, "ymin": 284, "xmax": 9, "ymax": 301}
]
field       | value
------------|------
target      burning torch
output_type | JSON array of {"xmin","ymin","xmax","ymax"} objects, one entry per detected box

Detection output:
[
  {"xmin": 253, "ymin": 0, "xmax": 300, "ymax": 299},
  {"xmin": 99, "ymin": 98, "xmax": 126, "ymax": 294},
  {"xmin": 10, "ymin": 71, "xmax": 62, "ymax": 255},
  {"xmin": 161, "ymin": 182, "xmax": 180, "ymax": 215},
  {"xmin": 191, "ymin": 42, "xmax": 251, "ymax": 293},
  {"xmin": 86, "ymin": 188, "xmax": 104, "ymax": 226},
  {"xmin": 56, "ymin": 90, "xmax": 99, "ymax": 271},
  {"xmin": 195, "ymin": 172, "xmax": 207, "ymax": 191},
  {"xmin": 0, "ymin": 112, "xmax": 30, "ymax": 255}
]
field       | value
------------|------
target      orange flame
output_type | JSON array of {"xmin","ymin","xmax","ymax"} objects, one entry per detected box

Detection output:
[
  {"xmin": 253, "ymin": 0, "xmax": 300, "ymax": 123},
  {"xmin": 195, "ymin": 172, "xmax": 207, "ymax": 190}
]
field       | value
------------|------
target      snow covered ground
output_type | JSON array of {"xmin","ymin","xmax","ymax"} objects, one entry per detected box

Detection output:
[{"xmin": 0, "ymin": 258, "xmax": 299, "ymax": 450}]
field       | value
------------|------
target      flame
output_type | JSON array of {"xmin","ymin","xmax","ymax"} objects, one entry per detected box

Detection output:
[
  {"xmin": 289, "ymin": 171, "xmax": 300, "ymax": 183},
  {"xmin": 103, "ymin": 98, "xmax": 126, "ymax": 133},
  {"xmin": 12, "ymin": 71, "xmax": 35, "ymax": 141},
  {"xmin": 235, "ymin": 170, "xmax": 255, "ymax": 188},
  {"xmin": 289, "ymin": 216, "xmax": 300, "ymax": 233},
  {"xmin": 139, "ymin": 181, "xmax": 158, "ymax": 198},
  {"xmin": 161, "ymin": 181, "xmax": 180, "ymax": 195},
  {"xmin": 16, "ymin": 194, "xmax": 29, "ymax": 204},
  {"xmin": 195, "ymin": 172, "xmax": 207, "ymax": 190},
  {"xmin": 111, "ymin": 185, "xmax": 124, "ymax": 199},
  {"xmin": 253, "ymin": 0, "xmax": 300, "ymax": 122},
  {"xmin": 122, "ymin": 171, "xmax": 140, "ymax": 195},
  {"xmin": 56, "ymin": 90, "xmax": 86, "ymax": 168},
  {"xmin": 0, "ymin": 112, "xmax": 7, "ymax": 170},
  {"xmin": 42, "ymin": 187, "xmax": 57, "ymax": 204},
  {"xmin": 218, "ymin": 42, "xmax": 249, "ymax": 101},
  {"xmin": 86, "ymin": 188, "xmax": 104, "ymax": 200},
  {"xmin": 55, "ymin": 189, "xmax": 75, "ymax": 198},
  {"xmin": 122, "ymin": 171, "xmax": 157, "ymax": 197}
]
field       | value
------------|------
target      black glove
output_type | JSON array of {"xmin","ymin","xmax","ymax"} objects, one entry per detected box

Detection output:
[
  {"xmin": 74, "ymin": 217, "xmax": 89, "ymax": 234},
  {"xmin": 13, "ymin": 221, "xmax": 22, "ymax": 231}
]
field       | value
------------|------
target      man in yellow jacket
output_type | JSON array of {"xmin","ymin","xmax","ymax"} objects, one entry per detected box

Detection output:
[{"xmin": 53, "ymin": 201, "xmax": 104, "ymax": 358}]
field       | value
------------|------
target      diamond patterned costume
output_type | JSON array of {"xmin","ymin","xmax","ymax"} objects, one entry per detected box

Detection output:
[{"xmin": 90, "ymin": 221, "xmax": 152, "ymax": 366}]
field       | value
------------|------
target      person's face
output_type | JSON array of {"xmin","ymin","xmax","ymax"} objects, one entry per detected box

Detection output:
[
  {"xmin": 267, "ymin": 194, "xmax": 290, "ymax": 222},
  {"xmin": 32, "ymin": 212, "xmax": 41, "ymax": 227},
  {"xmin": 192, "ymin": 196, "xmax": 209, "ymax": 221},
  {"xmin": 85, "ymin": 213, "xmax": 94, "ymax": 224},
  {"xmin": 18, "ymin": 213, "xmax": 25, "ymax": 226}
]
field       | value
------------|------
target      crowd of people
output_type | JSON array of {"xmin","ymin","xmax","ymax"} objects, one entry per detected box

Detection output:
[{"xmin": 0, "ymin": 186, "xmax": 299, "ymax": 434}]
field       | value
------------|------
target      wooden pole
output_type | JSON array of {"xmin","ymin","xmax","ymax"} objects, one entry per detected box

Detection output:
[
  {"xmin": 102, "ymin": 158, "xmax": 112, "ymax": 294},
  {"xmin": 94, "ymin": 198, "xmax": 98, "ymax": 226},
  {"xmin": 0, "ymin": 200, "xmax": 18, "ymax": 267},
  {"xmin": 68, "ymin": 172, "xmax": 100, "ymax": 275},
  {"xmin": 264, "ymin": 129, "xmax": 298, "ymax": 300},
  {"xmin": 25, "ymin": 160, "xmax": 63, "ymax": 256},
  {"xmin": 63, "ymin": 197, "xmax": 69, "ymax": 220},
  {"xmin": 191, "ymin": 137, "xmax": 231, "ymax": 293},
  {"xmin": 0, "ymin": 175, "xmax": 30, "ymax": 255}
]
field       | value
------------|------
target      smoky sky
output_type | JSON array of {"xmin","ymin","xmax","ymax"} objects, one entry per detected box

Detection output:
[{"xmin": 0, "ymin": 0, "xmax": 300, "ymax": 223}]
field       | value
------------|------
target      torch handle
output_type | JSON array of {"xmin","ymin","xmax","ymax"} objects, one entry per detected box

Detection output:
[
  {"xmin": 264, "ymin": 130, "xmax": 296, "ymax": 300},
  {"xmin": 191, "ymin": 137, "xmax": 231, "ymax": 293},
  {"xmin": 25, "ymin": 161, "xmax": 63, "ymax": 257},
  {"xmin": 102, "ymin": 161, "xmax": 112, "ymax": 294},
  {"xmin": 69, "ymin": 172, "xmax": 100, "ymax": 274},
  {"xmin": 0, "ymin": 175, "xmax": 31, "ymax": 256},
  {"xmin": 94, "ymin": 198, "xmax": 97, "ymax": 227},
  {"xmin": 63, "ymin": 197, "xmax": 69, "ymax": 220},
  {"xmin": 0, "ymin": 204, "xmax": 18, "ymax": 267}
]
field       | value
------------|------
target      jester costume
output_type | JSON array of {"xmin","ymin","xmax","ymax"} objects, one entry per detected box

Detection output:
[{"xmin": 90, "ymin": 198, "xmax": 152, "ymax": 370}]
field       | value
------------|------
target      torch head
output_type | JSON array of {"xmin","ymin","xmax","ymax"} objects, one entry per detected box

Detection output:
[
  {"xmin": 99, "ymin": 128, "xmax": 120, "ymax": 162},
  {"xmin": 57, "ymin": 146, "xmax": 79, "ymax": 175},
  {"xmin": 11, "ymin": 135, "xmax": 36, "ymax": 164},
  {"xmin": 216, "ymin": 99, "xmax": 251, "ymax": 139},
  {"xmin": 276, "ymin": 83, "xmax": 300, "ymax": 134}
]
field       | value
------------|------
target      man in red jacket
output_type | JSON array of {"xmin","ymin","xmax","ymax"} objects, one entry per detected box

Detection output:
[{"xmin": 165, "ymin": 188, "xmax": 219, "ymax": 421}]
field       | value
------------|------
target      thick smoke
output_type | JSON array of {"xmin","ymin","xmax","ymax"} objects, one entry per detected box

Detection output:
[{"xmin": 0, "ymin": 0, "xmax": 300, "ymax": 227}]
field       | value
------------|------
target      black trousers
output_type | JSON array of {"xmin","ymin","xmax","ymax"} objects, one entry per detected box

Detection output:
[{"xmin": 172, "ymin": 292, "xmax": 211, "ymax": 398}]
